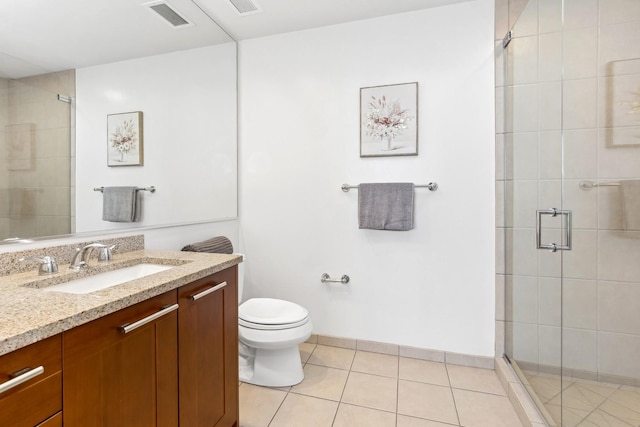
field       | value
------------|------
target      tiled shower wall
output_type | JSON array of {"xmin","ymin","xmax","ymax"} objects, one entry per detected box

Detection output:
[
  {"xmin": 0, "ymin": 70, "xmax": 75, "ymax": 240},
  {"xmin": 497, "ymin": 0, "xmax": 640, "ymax": 385}
]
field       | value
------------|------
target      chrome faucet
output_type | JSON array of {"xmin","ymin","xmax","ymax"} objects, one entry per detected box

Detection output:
[{"xmin": 69, "ymin": 243, "xmax": 111, "ymax": 270}]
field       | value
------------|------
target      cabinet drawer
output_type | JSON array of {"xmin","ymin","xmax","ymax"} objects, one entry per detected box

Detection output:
[
  {"xmin": 0, "ymin": 335, "xmax": 62, "ymax": 427},
  {"xmin": 37, "ymin": 412, "xmax": 62, "ymax": 427},
  {"xmin": 63, "ymin": 290, "xmax": 178, "ymax": 361}
]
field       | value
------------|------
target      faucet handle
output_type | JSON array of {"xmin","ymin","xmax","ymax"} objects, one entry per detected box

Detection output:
[
  {"xmin": 97, "ymin": 244, "xmax": 117, "ymax": 262},
  {"xmin": 19, "ymin": 256, "xmax": 59, "ymax": 275}
]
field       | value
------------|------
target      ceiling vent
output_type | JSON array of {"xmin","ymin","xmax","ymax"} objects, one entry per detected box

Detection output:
[
  {"xmin": 144, "ymin": 1, "xmax": 193, "ymax": 28},
  {"xmin": 228, "ymin": 0, "xmax": 261, "ymax": 15}
]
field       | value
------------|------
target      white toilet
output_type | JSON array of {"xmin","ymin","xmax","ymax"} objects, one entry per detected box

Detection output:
[{"xmin": 237, "ymin": 256, "xmax": 313, "ymax": 387}]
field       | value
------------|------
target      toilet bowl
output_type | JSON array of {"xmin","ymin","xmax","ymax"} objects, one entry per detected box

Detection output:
[{"xmin": 236, "ymin": 257, "xmax": 313, "ymax": 387}]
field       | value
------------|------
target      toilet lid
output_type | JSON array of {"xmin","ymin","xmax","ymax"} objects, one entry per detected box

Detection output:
[{"xmin": 239, "ymin": 298, "xmax": 309, "ymax": 326}]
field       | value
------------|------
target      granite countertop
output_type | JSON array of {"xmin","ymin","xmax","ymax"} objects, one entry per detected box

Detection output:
[{"xmin": 0, "ymin": 249, "xmax": 242, "ymax": 356}]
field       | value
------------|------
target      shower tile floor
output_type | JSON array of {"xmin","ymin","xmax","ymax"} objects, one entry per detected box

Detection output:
[
  {"xmin": 239, "ymin": 343, "xmax": 523, "ymax": 427},
  {"xmin": 525, "ymin": 371, "xmax": 640, "ymax": 426}
]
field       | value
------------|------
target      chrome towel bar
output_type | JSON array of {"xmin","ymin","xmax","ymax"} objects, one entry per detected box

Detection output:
[
  {"xmin": 94, "ymin": 186, "xmax": 156, "ymax": 193},
  {"xmin": 341, "ymin": 182, "xmax": 438, "ymax": 192}
]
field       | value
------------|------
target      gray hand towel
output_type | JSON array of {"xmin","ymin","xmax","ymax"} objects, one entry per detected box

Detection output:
[
  {"xmin": 181, "ymin": 236, "xmax": 233, "ymax": 254},
  {"xmin": 621, "ymin": 180, "xmax": 640, "ymax": 231},
  {"xmin": 102, "ymin": 186, "xmax": 139, "ymax": 222},
  {"xmin": 358, "ymin": 183, "xmax": 414, "ymax": 231}
]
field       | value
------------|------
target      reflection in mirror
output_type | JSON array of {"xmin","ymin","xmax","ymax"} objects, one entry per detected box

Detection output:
[
  {"xmin": 0, "ymin": 71, "xmax": 74, "ymax": 241},
  {"xmin": 0, "ymin": 0, "xmax": 237, "ymax": 244}
]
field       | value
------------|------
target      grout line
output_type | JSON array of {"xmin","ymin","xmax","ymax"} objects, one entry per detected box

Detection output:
[{"xmin": 444, "ymin": 362, "xmax": 462, "ymax": 426}]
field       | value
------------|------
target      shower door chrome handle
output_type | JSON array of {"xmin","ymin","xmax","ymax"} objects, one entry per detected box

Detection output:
[{"xmin": 536, "ymin": 208, "xmax": 572, "ymax": 252}]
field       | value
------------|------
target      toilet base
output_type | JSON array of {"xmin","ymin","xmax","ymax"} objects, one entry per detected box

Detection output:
[{"xmin": 239, "ymin": 345, "xmax": 304, "ymax": 387}]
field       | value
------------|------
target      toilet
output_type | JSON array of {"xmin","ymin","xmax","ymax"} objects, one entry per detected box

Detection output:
[{"xmin": 236, "ymin": 256, "xmax": 313, "ymax": 387}]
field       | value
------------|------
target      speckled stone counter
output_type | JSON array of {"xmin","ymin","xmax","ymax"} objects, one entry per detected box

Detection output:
[{"xmin": 0, "ymin": 249, "xmax": 242, "ymax": 356}]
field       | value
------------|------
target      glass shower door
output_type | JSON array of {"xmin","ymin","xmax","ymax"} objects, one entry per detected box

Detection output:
[{"xmin": 504, "ymin": 0, "xmax": 640, "ymax": 426}]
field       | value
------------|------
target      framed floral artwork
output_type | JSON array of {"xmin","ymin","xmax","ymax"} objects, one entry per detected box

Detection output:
[
  {"xmin": 360, "ymin": 82, "xmax": 418, "ymax": 157},
  {"xmin": 107, "ymin": 111, "xmax": 143, "ymax": 166}
]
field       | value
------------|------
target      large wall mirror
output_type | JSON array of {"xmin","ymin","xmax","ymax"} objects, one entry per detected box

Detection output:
[{"xmin": 0, "ymin": 0, "xmax": 237, "ymax": 244}]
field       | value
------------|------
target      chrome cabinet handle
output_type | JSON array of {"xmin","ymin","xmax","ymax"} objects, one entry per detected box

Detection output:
[
  {"xmin": 536, "ymin": 208, "xmax": 572, "ymax": 252},
  {"xmin": 119, "ymin": 304, "xmax": 179, "ymax": 334},
  {"xmin": 189, "ymin": 281, "xmax": 227, "ymax": 301},
  {"xmin": 0, "ymin": 366, "xmax": 44, "ymax": 394}
]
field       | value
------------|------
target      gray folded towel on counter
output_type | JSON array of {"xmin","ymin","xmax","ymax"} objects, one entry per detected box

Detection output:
[
  {"xmin": 181, "ymin": 236, "xmax": 234, "ymax": 254},
  {"xmin": 358, "ymin": 183, "xmax": 415, "ymax": 231},
  {"xmin": 102, "ymin": 187, "xmax": 139, "ymax": 222}
]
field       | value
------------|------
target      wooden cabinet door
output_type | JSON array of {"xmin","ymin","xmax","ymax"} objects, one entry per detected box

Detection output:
[
  {"xmin": 178, "ymin": 267, "xmax": 238, "ymax": 427},
  {"xmin": 63, "ymin": 290, "xmax": 178, "ymax": 427},
  {"xmin": 0, "ymin": 335, "xmax": 61, "ymax": 427}
]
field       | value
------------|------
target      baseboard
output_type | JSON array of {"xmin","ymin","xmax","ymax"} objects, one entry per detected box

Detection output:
[{"xmin": 307, "ymin": 334, "xmax": 494, "ymax": 370}]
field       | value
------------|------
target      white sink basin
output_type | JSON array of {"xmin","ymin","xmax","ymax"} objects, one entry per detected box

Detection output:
[{"xmin": 43, "ymin": 263, "xmax": 173, "ymax": 294}]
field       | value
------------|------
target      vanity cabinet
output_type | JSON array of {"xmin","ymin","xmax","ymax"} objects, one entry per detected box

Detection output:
[
  {"xmin": 178, "ymin": 267, "xmax": 239, "ymax": 427},
  {"xmin": 62, "ymin": 290, "xmax": 179, "ymax": 427},
  {"xmin": 0, "ymin": 335, "xmax": 62, "ymax": 427}
]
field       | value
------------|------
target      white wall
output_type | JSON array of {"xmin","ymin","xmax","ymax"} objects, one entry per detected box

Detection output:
[
  {"xmin": 239, "ymin": 1, "xmax": 496, "ymax": 356},
  {"xmin": 75, "ymin": 44, "xmax": 237, "ymax": 233}
]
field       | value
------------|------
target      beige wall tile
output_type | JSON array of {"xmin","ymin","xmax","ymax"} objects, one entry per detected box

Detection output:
[
  {"xmin": 563, "ymin": 129, "xmax": 598, "ymax": 179},
  {"xmin": 506, "ymin": 275, "xmax": 538, "ymax": 324},
  {"xmin": 510, "ymin": 0, "xmax": 538, "ymax": 36},
  {"xmin": 562, "ymin": 230, "xmax": 598, "ymax": 280},
  {"xmin": 445, "ymin": 353, "xmax": 495, "ymax": 369},
  {"xmin": 563, "ymin": 279, "xmax": 597, "ymax": 330},
  {"xmin": 538, "ymin": 0, "xmax": 561, "ymax": 34},
  {"xmin": 598, "ymin": 231, "xmax": 640, "ymax": 282},
  {"xmin": 562, "ymin": 78, "xmax": 598, "ymax": 130},
  {"xmin": 600, "ymin": 0, "xmax": 640, "ymax": 25},
  {"xmin": 496, "ymin": 274, "xmax": 506, "ymax": 321},
  {"xmin": 563, "ymin": 328, "xmax": 597, "ymax": 372},
  {"xmin": 506, "ymin": 84, "xmax": 539, "ymax": 132},
  {"xmin": 563, "ymin": 0, "xmax": 598, "ymax": 30},
  {"xmin": 598, "ymin": 281, "xmax": 640, "ymax": 335},
  {"xmin": 538, "ymin": 277, "xmax": 560, "ymax": 326},
  {"xmin": 538, "ymin": 32, "xmax": 561, "ymax": 82},
  {"xmin": 539, "ymin": 131, "xmax": 562, "ymax": 179},
  {"xmin": 563, "ymin": 28, "xmax": 598, "ymax": 80},
  {"xmin": 508, "ymin": 35, "xmax": 539, "ymax": 85},
  {"xmin": 507, "ymin": 132, "xmax": 539, "ymax": 180},
  {"xmin": 505, "ymin": 228, "xmax": 538, "ymax": 276},
  {"xmin": 599, "ymin": 331, "xmax": 640, "ymax": 378},
  {"xmin": 538, "ymin": 325, "xmax": 561, "ymax": 367},
  {"xmin": 598, "ymin": 22, "xmax": 640, "ymax": 76},
  {"xmin": 539, "ymin": 82, "xmax": 562, "ymax": 130}
]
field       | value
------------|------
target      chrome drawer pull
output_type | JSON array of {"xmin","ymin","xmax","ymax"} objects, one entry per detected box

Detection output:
[
  {"xmin": 0, "ymin": 366, "xmax": 44, "ymax": 394},
  {"xmin": 190, "ymin": 282, "xmax": 227, "ymax": 301},
  {"xmin": 119, "ymin": 304, "xmax": 179, "ymax": 334}
]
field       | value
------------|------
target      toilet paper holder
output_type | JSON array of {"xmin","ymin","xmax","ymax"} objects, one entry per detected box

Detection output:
[{"xmin": 321, "ymin": 273, "xmax": 350, "ymax": 284}]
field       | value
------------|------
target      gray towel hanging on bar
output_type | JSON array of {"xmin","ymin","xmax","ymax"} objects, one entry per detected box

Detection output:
[{"xmin": 358, "ymin": 183, "xmax": 414, "ymax": 231}]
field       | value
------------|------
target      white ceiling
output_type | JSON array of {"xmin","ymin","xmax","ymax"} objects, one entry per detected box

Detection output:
[{"xmin": 0, "ymin": 0, "xmax": 471, "ymax": 78}]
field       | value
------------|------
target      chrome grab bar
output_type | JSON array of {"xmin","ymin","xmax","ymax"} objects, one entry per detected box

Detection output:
[
  {"xmin": 321, "ymin": 273, "xmax": 350, "ymax": 284},
  {"xmin": 189, "ymin": 282, "xmax": 227, "ymax": 301},
  {"xmin": 0, "ymin": 366, "xmax": 44, "ymax": 394},
  {"xmin": 119, "ymin": 304, "xmax": 179, "ymax": 334},
  {"xmin": 536, "ymin": 208, "xmax": 572, "ymax": 252}
]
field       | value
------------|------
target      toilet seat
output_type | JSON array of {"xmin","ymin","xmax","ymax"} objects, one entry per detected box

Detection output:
[{"xmin": 239, "ymin": 298, "xmax": 309, "ymax": 330}]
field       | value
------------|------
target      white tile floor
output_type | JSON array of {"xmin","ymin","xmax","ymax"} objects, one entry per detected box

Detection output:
[{"xmin": 239, "ymin": 343, "xmax": 524, "ymax": 427}]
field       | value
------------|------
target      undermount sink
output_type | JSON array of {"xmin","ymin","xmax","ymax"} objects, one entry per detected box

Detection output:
[{"xmin": 42, "ymin": 263, "xmax": 173, "ymax": 294}]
